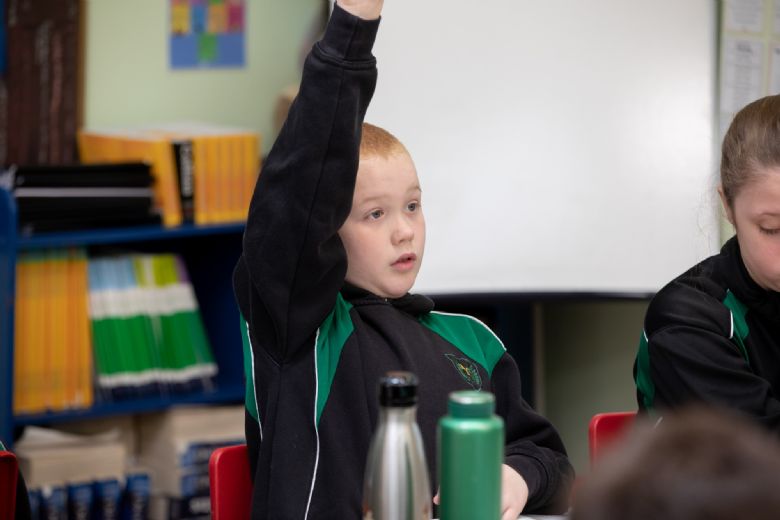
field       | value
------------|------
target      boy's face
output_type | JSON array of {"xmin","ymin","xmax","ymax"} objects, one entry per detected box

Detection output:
[
  {"xmin": 339, "ymin": 151, "xmax": 426, "ymax": 298},
  {"xmin": 724, "ymin": 167, "xmax": 780, "ymax": 292}
]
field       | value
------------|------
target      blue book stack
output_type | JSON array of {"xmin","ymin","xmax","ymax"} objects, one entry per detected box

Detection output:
[
  {"xmin": 67, "ymin": 482, "xmax": 94, "ymax": 520},
  {"xmin": 40, "ymin": 485, "xmax": 67, "ymax": 520},
  {"xmin": 139, "ymin": 406, "xmax": 244, "ymax": 519},
  {"xmin": 14, "ymin": 426, "xmax": 129, "ymax": 520},
  {"xmin": 120, "ymin": 474, "xmax": 150, "ymax": 520},
  {"xmin": 93, "ymin": 479, "xmax": 122, "ymax": 520}
]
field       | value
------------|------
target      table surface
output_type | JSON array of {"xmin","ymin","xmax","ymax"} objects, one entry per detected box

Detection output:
[
  {"xmin": 520, "ymin": 516, "xmax": 567, "ymax": 520},
  {"xmin": 433, "ymin": 515, "xmax": 569, "ymax": 520}
]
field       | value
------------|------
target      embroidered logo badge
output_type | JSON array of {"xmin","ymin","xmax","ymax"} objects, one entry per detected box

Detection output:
[{"xmin": 445, "ymin": 354, "xmax": 482, "ymax": 390}]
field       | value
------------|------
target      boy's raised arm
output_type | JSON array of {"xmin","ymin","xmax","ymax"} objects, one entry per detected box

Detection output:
[{"xmin": 234, "ymin": 2, "xmax": 380, "ymax": 363}]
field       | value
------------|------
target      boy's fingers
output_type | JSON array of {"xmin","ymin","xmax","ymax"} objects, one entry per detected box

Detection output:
[
  {"xmin": 337, "ymin": 0, "xmax": 384, "ymax": 20},
  {"xmin": 501, "ymin": 507, "xmax": 520, "ymax": 520}
]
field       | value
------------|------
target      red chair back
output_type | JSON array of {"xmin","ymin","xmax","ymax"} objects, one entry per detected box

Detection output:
[
  {"xmin": 209, "ymin": 444, "xmax": 252, "ymax": 520},
  {"xmin": 0, "ymin": 451, "xmax": 18, "ymax": 520},
  {"xmin": 588, "ymin": 411, "xmax": 636, "ymax": 468}
]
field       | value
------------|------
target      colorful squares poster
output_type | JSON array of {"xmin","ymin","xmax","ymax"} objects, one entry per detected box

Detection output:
[{"xmin": 170, "ymin": 0, "xmax": 245, "ymax": 69}]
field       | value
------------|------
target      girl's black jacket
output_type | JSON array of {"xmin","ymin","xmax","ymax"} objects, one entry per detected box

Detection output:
[{"xmin": 635, "ymin": 236, "xmax": 780, "ymax": 429}]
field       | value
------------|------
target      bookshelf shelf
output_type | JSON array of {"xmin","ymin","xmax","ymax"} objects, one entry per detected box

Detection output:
[
  {"xmin": 0, "ymin": 188, "xmax": 246, "ymax": 447},
  {"xmin": 18, "ymin": 222, "xmax": 245, "ymax": 250},
  {"xmin": 13, "ymin": 384, "xmax": 245, "ymax": 426}
]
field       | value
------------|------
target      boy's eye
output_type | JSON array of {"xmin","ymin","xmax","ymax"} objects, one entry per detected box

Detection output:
[
  {"xmin": 407, "ymin": 201, "xmax": 419, "ymax": 212},
  {"xmin": 368, "ymin": 209, "xmax": 384, "ymax": 220},
  {"xmin": 759, "ymin": 227, "xmax": 780, "ymax": 235}
]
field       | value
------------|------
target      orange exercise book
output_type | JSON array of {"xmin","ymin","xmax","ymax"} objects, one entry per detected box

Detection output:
[
  {"xmin": 77, "ymin": 130, "xmax": 183, "ymax": 227},
  {"xmin": 13, "ymin": 250, "xmax": 94, "ymax": 415},
  {"xmin": 79, "ymin": 124, "xmax": 261, "ymax": 227},
  {"xmin": 142, "ymin": 123, "xmax": 261, "ymax": 225}
]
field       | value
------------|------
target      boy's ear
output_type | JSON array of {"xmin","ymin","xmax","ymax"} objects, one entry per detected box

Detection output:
[{"xmin": 717, "ymin": 185, "xmax": 735, "ymax": 226}]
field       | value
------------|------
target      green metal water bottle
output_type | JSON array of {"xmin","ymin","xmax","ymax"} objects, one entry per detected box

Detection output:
[{"xmin": 438, "ymin": 390, "xmax": 503, "ymax": 520}]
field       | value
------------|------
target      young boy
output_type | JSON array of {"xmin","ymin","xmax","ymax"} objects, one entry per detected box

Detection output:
[{"xmin": 232, "ymin": 1, "xmax": 574, "ymax": 517}]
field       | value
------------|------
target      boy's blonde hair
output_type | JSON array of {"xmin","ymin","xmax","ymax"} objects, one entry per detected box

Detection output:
[{"xmin": 360, "ymin": 122, "xmax": 409, "ymax": 160}]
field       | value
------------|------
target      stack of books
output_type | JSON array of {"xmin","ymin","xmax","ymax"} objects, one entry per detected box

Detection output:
[
  {"xmin": 88, "ymin": 253, "xmax": 218, "ymax": 400},
  {"xmin": 12, "ymin": 250, "xmax": 217, "ymax": 415},
  {"xmin": 77, "ymin": 123, "xmax": 261, "ymax": 227},
  {"xmin": 13, "ymin": 249, "xmax": 94, "ymax": 414},
  {"xmin": 139, "ymin": 406, "xmax": 245, "ymax": 520},
  {"xmin": 14, "ymin": 425, "xmax": 150, "ymax": 520},
  {"xmin": 4, "ymin": 162, "xmax": 161, "ymax": 234}
]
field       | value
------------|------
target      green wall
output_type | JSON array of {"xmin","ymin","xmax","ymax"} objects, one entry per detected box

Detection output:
[
  {"xmin": 84, "ymin": 0, "xmax": 324, "ymax": 154},
  {"xmin": 541, "ymin": 300, "xmax": 649, "ymax": 475}
]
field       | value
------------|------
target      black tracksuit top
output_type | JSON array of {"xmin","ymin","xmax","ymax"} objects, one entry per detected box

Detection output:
[
  {"xmin": 635, "ymin": 236, "xmax": 780, "ymax": 429},
  {"xmin": 232, "ymin": 5, "xmax": 573, "ymax": 519}
]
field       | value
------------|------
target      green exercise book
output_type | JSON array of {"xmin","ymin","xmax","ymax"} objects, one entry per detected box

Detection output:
[
  {"xmin": 88, "ymin": 256, "xmax": 161, "ymax": 398},
  {"xmin": 134, "ymin": 254, "xmax": 216, "ymax": 393},
  {"xmin": 115, "ymin": 256, "xmax": 163, "ymax": 393},
  {"xmin": 88, "ymin": 252, "xmax": 216, "ymax": 399}
]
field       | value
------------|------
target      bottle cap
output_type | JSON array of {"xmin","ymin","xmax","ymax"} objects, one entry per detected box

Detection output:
[
  {"xmin": 378, "ymin": 371, "xmax": 418, "ymax": 407},
  {"xmin": 448, "ymin": 390, "xmax": 495, "ymax": 418}
]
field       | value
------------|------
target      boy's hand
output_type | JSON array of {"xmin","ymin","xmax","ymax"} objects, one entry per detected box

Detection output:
[
  {"xmin": 336, "ymin": 0, "xmax": 384, "ymax": 20},
  {"xmin": 501, "ymin": 464, "xmax": 529, "ymax": 520},
  {"xmin": 432, "ymin": 464, "xmax": 529, "ymax": 519}
]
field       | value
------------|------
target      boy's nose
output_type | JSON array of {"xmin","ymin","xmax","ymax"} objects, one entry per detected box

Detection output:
[{"xmin": 391, "ymin": 218, "xmax": 414, "ymax": 244}]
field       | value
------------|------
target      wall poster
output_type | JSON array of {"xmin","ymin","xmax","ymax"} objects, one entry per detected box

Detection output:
[{"xmin": 170, "ymin": 0, "xmax": 246, "ymax": 69}]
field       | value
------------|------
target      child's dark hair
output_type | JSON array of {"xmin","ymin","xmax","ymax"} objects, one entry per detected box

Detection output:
[
  {"xmin": 721, "ymin": 94, "xmax": 780, "ymax": 207},
  {"xmin": 572, "ymin": 407, "xmax": 780, "ymax": 520}
]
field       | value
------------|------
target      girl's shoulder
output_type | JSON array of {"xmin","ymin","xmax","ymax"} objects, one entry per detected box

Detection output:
[{"xmin": 645, "ymin": 253, "xmax": 731, "ymax": 338}]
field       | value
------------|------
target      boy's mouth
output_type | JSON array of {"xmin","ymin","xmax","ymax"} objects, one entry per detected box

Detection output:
[{"xmin": 392, "ymin": 253, "xmax": 417, "ymax": 271}]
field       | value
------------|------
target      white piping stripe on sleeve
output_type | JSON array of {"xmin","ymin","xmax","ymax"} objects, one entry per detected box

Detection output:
[
  {"xmin": 729, "ymin": 311, "xmax": 734, "ymax": 339},
  {"xmin": 304, "ymin": 329, "xmax": 321, "ymax": 520},
  {"xmin": 245, "ymin": 320, "xmax": 263, "ymax": 441},
  {"xmin": 429, "ymin": 310, "xmax": 507, "ymax": 351},
  {"xmin": 643, "ymin": 330, "xmax": 648, "ymax": 343}
]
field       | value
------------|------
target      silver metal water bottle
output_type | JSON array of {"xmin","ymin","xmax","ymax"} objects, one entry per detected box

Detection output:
[{"xmin": 362, "ymin": 371, "xmax": 432, "ymax": 520}]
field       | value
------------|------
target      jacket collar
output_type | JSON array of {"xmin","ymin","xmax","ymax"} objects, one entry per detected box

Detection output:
[
  {"xmin": 340, "ymin": 282, "xmax": 434, "ymax": 316},
  {"xmin": 721, "ymin": 236, "xmax": 780, "ymax": 322}
]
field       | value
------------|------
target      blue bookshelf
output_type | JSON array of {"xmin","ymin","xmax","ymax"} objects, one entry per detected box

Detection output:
[
  {"xmin": 13, "ymin": 384, "xmax": 245, "ymax": 426},
  {"xmin": 0, "ymin": 189, "xmax": 246, "ymax": 447},
  {"xmin": 18, "ymin": 221, "xmax": 245, "ymax": 250}
]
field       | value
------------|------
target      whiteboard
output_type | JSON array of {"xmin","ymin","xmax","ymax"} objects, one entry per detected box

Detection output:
[{"xmin": 359, "ymin": 0, "xmax": 720, "ymax": 295}]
